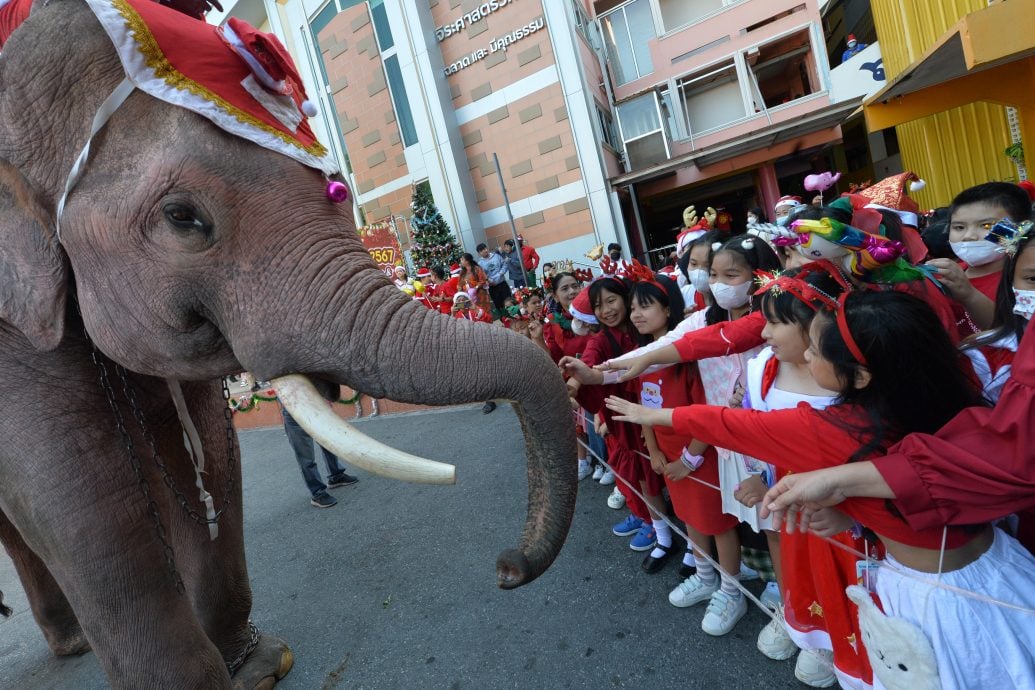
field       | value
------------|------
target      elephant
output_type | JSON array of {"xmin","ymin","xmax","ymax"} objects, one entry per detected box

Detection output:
[{"xmin": 0, "ymin": 0, "xmax": 577, "ymax": 686}]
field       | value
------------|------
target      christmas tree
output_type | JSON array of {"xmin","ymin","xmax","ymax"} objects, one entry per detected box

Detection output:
[{"xmin": 409, "ymin": 183, "xmax": 462, "ymax": 268}]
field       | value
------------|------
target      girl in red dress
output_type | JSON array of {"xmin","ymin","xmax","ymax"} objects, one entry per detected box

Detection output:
[
  {"xmin": 607, "ymin": 290, "xmax": 1035, "ymax": 690},
  {"xmin": 627, "ymin": 277, "xmax": 741, "ymax": 591},
  {"xmin": 458, "ymin": 252, "xmax": 492, "ymax": 316}
]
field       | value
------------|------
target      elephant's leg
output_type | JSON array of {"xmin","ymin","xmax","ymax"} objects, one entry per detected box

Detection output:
[
  {"xmin": 0, "ymin": 509, "xmax": 89, "ymax": 656},
  {"xmin": 159, "ymin": 380, "xmax": 291, "ymax": 688}
]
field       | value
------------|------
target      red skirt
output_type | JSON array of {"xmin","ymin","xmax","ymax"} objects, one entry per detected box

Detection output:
[
  {"xmin": 665, "ymin": 447, "xmax": 738, "ymax": 536},
  {"xmin": 607, "ymin": 438, "xmax": 662, "ymax": 522}
]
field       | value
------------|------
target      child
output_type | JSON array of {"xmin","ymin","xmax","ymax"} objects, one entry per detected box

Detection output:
[
  {"xmin": 541, "ymin": 272, "xmax": 587, "ymax": 362},
  {"xmin": 927, "ymin": 182, "xmax": 1032, "ymax": 331},
  {"xmin": 561, "ymin": 273, "xmax": 671, "ymax": 560},
  {"xmin": 746, "ymin": 263, "xmax": 870, "ymax": 688},
  {"xmin": 451, "ymin": 292, "xmax": 491, "ymax": 323},
  {"xmin": 628, "ymin": 276, "xmax": 742, "ymax": 601},
  {"xmin": 675, "ymin": 229, "xmax": 723, "ymax": 314},
  {"xmin": 607, "ymin": 290, "xmax": 1035, "ymax": 690}
]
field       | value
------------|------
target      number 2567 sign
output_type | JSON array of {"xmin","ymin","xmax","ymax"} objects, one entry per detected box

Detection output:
[
  {"xmin": 358, "ymin": 223, "xmax": 404, "ymax": 277},
  {"xmin": 368, "ymin": 247, "xmax": 396, "ymax": 265}
]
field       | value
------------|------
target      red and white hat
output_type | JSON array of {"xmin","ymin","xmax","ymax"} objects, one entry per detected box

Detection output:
[
  {"xmin": 85, "ymin": 0, "xmax": 337, "ymax": 175},
  {"xmin": 416, "ymin": 267, "xmax": 432, "ymax": 279},
  {"xmin": 858, "ymin": 172, "xmax": 926, "ymax": 229},
  {"xmin": 449, "ymin": 264, "xmax": 461, "ymax": 277},
  {"xmin": 774, "ymin": 195, "xmax": 803, "ymax": 212},
  {"xmin": 569, "ymin": 286, "xmax": 598, "ymax": 325},
  {"xmin": 676, "ymin": 226, "xmax": 707, "ymax": 257}
]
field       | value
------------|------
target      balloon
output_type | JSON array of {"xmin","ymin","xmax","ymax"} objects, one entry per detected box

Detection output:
[{"xmin": 804, "ymin": 171, "xmax": 842, "ymax": 192}]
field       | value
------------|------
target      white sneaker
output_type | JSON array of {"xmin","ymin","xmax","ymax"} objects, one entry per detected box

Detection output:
[
  {"xmin": 606, "ymin": 487, "xmax": 625, "ymax": 509},
  {"xmin": 757, "ymin": 608, "xmax": 798, "ymax": 660},
  {"xmin": 701, "ymin": 590, "xmax": 747, "ymax": 636},
  {"xmin": 736, "ymin": 563, "xmax": 759, "ymax": 581},
  {"xmin": 577, "ymin": 460, "xmax": 592, "ymax": 481},
  {"xmin": 795, "ymin": 649, "xmax": 837, "ymax": 688},
  {"xmin": 668, "ymin": 574, "xmax": 718, "ymax": 608},
  {"xmin": 760, "ymin": 581, "xmax": 782, "ymax": 610},
  {"xmin": 599, "ymin": 469, "xmax": 615, "ymax": 485},
  {"xmin": 592, "ymin": 465, "xmax": 605, "ymax": 481}
]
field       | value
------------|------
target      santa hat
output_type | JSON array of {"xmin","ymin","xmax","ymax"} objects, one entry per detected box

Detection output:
[
  {"xmin": 676, "ymin": 226, "xmax": 707, "ymax": 256},
  {"xmin": 449, "ymin": 264, "xmax": 461, "ymax": 277},
  {"xmin": 569, "ymin": 286, "xmax": 598, "ymax": 325},
  {"xmin": 774, "ymin": 195, "xmax": 803, "ymax": 212},
  {"xmin": 452, "ymin": 292, "xmax": 471, "ymax": 304},
  {"xmin": 847, "ymin": 33, "xmax": 857, "ymax": 42},
  {"xmin": 658, "ymin": 265, "xmax": 677, "ymax": 278},
  {"xmin": 1018, "ymin": 180, "xmax": 1035, "ymax": 202},
  {"xmin": 84, "ymin": 0, "xmax": 337, "ymax": 175},
  {"xmin": 416, "ymin": 267, "xmax": 431, "ymax": 279},
  {"xmin": 858, "ymin": 171, "xmax": 926, "ymax": 228}
]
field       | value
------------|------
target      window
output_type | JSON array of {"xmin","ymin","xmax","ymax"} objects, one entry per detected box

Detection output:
[
  {"xmin": 616, "ymin": 92, "xmax": 669, "ymax": 169},
  {"xmin": 570, "ymin": 0, "xmax": 590, "ymax": 41},
  {"xmin": 677, "ymin": 61, "xmax": 747, "ymax": 135},
  {"xmin": 744, "ymin": 29, "xmax": 817, "ymax": 110},
  {"xmin": 370, "ymin": 0, "xmax": 394, "ymax": 52},
  {"xmin": 383, "ymin": 55, "xmax": 418, "ymax": 147},
  {"xmin": 600, "ymin": 0, "xmax": 656, "ymax": 86},
  {"xmin": 596, "ymin": 105, "xmax": 619, "ymax": 150},
  {"xmin": 657, "ymin": 0, "xmax": 721, "ymax": 32}
]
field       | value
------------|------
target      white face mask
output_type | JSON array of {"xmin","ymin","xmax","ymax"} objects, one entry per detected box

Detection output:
[
  {"xmin": 747, "ymin": 215, "xmax": 758, "ymax": 225},
  {"xmin": 689, "ymin": 268, "xmax": 711, "ymax": 294},
  {"xmin": 950, "ymin": 240, "xmax": 1003, "ymax": 267},
  {"xmin": 710, "ymin": 280, "xmax": 753, "ymax": 310},
  {"xmin": 1013, "ymin": 288, "xmax": 1035, "ymax": 320}
]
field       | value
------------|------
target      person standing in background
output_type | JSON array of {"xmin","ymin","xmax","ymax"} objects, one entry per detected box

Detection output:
[
  {"xmin": 476, "ymin": 242, "xmax": 510, "ymax": 314},
  {"xmin": 501, "ymin": 239, "xmax": 526, "ymax": 289}
]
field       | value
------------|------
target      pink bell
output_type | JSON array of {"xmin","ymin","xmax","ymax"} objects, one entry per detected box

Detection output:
[{"xmin": 326, "ymin": 180, "xmax": 349, "ymax": 203}]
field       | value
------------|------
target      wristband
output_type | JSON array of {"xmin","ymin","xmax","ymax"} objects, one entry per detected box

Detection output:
[{"xmin": 680, "ymin": 448, "xmax": 704, "ymax": 471}]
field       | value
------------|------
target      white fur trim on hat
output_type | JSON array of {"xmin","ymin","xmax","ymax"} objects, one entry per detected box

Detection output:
[
  {"xmin": 569, "ymin": 305, "xmax": 598, "ymax": 325},
  {"xmin": 453, "ymin": 292, "xmax": 471, "ymax": 304},
  {"xmin": 865, "ymin": 203, "xmax": 919, "ymax": 229}
]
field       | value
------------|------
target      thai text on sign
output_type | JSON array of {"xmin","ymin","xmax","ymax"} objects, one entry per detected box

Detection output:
[
  {"xmin": 443, "ymin": 17, "xmax": 544, "ymax": 76},
  {"xmin": 436, "ymin": 0, "xmax": 514, "ymax": 41}
]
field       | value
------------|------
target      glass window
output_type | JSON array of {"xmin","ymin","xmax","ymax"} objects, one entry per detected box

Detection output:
[
  {"xmin": 657, "ymin": 0, "xmax": 722, "ymax": 32},
  {"xmin": 310, "ymin": 1, "xmax": 338, "ymax": 37},
  {"xmin": 678, "ymin": 62, "xmax": 746, "ymax": 135},
  {"xmin": 383, "ymin": 55, "xmax": 418, "ymax": 147},
  {"xmin": 596, "ymin": 106, "xmax": 619, "ymax": 149},
  {"xmin": 600, "ymin": 0, "xmax": 656, "ymax": 86},
  {"xmin": 370, "ymin": 1, "xmax": 394, "ymax": 52},
  {"xmin": 745, "ymin": 30, "xmax": 816, "ymax": 111},
  {"xmin": 616, "ymin": 93, "xmax": 668, "ymax": 169}
]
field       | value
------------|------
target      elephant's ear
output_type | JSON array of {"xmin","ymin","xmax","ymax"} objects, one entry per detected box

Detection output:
[{"xmin": 0, "ymin": 159, "xmax": 67, "ymax": 350}]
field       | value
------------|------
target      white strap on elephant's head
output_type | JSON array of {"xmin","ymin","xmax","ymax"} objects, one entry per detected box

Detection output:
[{"xmin": 55, "ymin": 77, "xmax": 135, "ymax": 241}]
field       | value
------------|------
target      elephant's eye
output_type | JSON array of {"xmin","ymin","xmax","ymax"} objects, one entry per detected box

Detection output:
[{"xmin": 162, "ymin": 202, "xmax": 211, "ymax": 234}]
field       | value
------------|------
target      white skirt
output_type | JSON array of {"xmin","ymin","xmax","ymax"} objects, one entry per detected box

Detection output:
[
  {"xmin": 875, "ymin": 528, "xmax": 1035, "ymax": 690},
  {"xmin": 717, "ymin": 449, "xmax": 774, "ymax": 532}
]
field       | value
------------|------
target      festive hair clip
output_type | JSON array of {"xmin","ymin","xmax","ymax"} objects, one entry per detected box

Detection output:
[
  {"xmin": 622, "ymin": 259, "xmax": 656, "ymax": 284},
  {"xmin": 985, "ymin": 218, "xmax": 1034, "ymax": 256},
  {"xmin": 711, "ymin": 241, "xmax": 722, "ymax": 251},
  {"xmin": 599, "ymin": 256, "xmax": 619, "ymax": 276},
  {"xmin": 573, "ymin": 268, "xmax": 595, "ymax": 283},
  {"xmin": 752, "ymin": 270, "xmax": 839, "ymax": 311},
  {"xmin": 741, "ymin": 237, "xmax": 755, "ymax": 250}
]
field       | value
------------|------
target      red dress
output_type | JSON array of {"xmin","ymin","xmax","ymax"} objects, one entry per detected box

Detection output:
[
  {"xmin": 576, "ymin": 327, "xmax": 655, "ymax": 521},
  {"xmin": 542, "ymin": 310, "xmax": 590, "ymax": 363},
  {"xmin": 432, "ymin": 279, "xmax": 458, "ymax": 315},
  {"xmin": 452, "ymin": 308, "xmax": 492, "ymax": 323},
  {"xmin": 637, "ymin": 364, "xmax": 735, "ymax": 535}
]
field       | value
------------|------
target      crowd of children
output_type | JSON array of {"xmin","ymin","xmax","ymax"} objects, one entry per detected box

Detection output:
[{"xmin": 399, "ymin": 175, "xmax": 1035, "ymax": 690}]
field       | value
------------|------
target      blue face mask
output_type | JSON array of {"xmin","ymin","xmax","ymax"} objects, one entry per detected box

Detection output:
[{"xmin": 776, "ymin": 215, "xmax": 791, "ymax": 227}]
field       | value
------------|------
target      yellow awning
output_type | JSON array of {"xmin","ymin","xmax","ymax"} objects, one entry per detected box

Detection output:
[{"xmin": 863, "ymin": 0, "xmax": 1035, "ymax": 171}]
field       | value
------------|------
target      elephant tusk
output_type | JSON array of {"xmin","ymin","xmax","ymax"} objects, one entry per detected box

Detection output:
[{"xmin": 271, "ymin": 375, "xmax": 456, "ymax": 485}]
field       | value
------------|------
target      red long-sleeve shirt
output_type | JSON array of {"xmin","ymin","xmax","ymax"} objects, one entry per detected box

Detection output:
[
  {"xmin": 874, "ymin": 317, "xmax": 1035, "ymax": 530},
  {"xmin": 672, "ymin": 310, "xmax": 766, "ymax": 361},
  {"xmin": 521, "ymin": 245, "xmax": 540, "ymax": 271},
  {"xmin": 670, "ymin": 403, "xmax": 977, "ymax": 549}
]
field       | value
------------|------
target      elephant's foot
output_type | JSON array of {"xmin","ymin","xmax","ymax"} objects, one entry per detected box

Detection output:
[
  {"xmin": 231, "ymin": 634, "xmax": 293, "ymax": 690},
  {"xmin": 45, "ymin": 626, "xmax": 92, "ymax": 657}
]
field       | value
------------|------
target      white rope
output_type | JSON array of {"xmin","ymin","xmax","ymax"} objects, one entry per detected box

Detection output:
[{"xmin": 575, "ymin": 412, "xmax": 1035, "ymax": 617}]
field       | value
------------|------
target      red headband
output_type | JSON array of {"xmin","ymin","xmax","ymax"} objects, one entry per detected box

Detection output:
[
  {"xmin": 835, "ymin": 292, "xmax": 868, "ymax": 366},
  {"xmin": 753, "ymin": 260, "xmax": 849, "ymax": 312}
]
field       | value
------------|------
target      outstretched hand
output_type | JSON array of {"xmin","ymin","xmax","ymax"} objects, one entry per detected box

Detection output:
[
  {"xmin": 760, "ymin": 470, "xmax": 850, "ymax": 534},
  {"xmin": 558, "ymin": 356, "xmax": 603, "ymax": 385},
  {"xmin": 604, "ymin": 396, "xmax": 671, "ymax": 428},
  {"xmin": 595, "ymin": 353, "xmax": 648, "ymax": 383}
]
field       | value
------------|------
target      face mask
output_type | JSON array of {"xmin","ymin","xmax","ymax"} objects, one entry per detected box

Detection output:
[
  {"xmin": 571, "ymin": 318, "xmax": 591, "ymax": 336},
  {"xmin": 747, "ymin": 215, "xmax": 758, "ymax": 225},
  {"xmin": 689, "ymin": 268, "xmax": 711, "ymax": 294},
  {"xmin": 1013, "ymin": 289, "xmax": 1035, "ymax": 319},
  {"xmin": 710, "ymin": 280, "xmax": 753, "ymax": 310},
  {"xmin": 848, "ymin": 40, "xmax": 857, "ymax": 48},
  {"xmin": 776, "ymin": 215, "xmax": 791, "ymax": 227},
  {"xmin": 950, "ymin": 240, "xmax": 1003, "ymax": 267},
  {"xmin": 609, "ymin": 251, "xmax": 621, "ymax": 261}
]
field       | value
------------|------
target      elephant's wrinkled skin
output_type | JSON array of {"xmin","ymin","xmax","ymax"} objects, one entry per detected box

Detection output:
[{"xmin": 0, "ymin": 1, "xmax": 577, "ymax": 686}]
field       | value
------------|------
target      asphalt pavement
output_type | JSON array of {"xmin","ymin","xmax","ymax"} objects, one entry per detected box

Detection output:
[{"xmin": 0, "ymin": 405, "xmax": 800, "ymax": 689}]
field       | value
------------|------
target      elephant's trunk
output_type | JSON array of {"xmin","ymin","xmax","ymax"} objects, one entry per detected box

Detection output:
[{"xmin": 247, "ymin": 273, "xmax": 577, "ymax": 588}]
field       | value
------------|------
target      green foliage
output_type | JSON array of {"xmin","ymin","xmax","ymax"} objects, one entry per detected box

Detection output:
[{"xmin": 410, "ymin": 183, "xmax": 462, "ymax": 268}]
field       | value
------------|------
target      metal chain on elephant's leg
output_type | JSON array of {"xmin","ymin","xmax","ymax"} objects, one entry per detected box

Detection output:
[
  {"xmin": 88, "ymin": 345, "xmax": 185, "ymax": 594},
  {"xmin": 112, "ymin": 364, "xmax": 238, "ymax": 528},
  {"xmin": 224, "ymin": 620, "xmax": 261, "ymax": 677}
]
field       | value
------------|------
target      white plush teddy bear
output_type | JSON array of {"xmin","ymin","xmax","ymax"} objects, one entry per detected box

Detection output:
[{"xmin": 846, "ymin": 585, "xmax": 941, "ymax": 690}]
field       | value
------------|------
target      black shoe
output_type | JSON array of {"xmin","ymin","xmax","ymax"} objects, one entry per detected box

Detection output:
[
  {"xmin": 310, "ymin": 493, "xmax": 338, "ymax": 508},
  {"xmin": 327, "ymin": 473, "xmax": 359, "ymax": 489},
  {"xmin": 641, "ymin": 542, "xmax": 674, "ymax": 574},
  {"xmin": 678, "ymin": 549, "xmax": 697, "ymax": 579},
  {"xmin": 482, "ymin": 401, "xmax": 497, "ymax": 414}
]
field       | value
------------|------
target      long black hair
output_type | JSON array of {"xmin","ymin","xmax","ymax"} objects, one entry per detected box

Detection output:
[
  {"xmin": 705, "ymin": 234, "xmax": 782, "ymax": 325},
  {"xmin": 759, "ymin": 264, "xmax": 848, "ymax": 335},
  {"xmin": 967, "ymin": 233, "xmax": 1035, "ymax": 348},
  {"xmin": 589, "ymin": 277, "xmax": 631, "ymax": 329},
  {"xmin": 629, "ymin": 275, "xmax": 685, "ymax": 346},
  {"xmin": 815, "ymin": 290, "xmax": 988, "ymax": 461}
]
